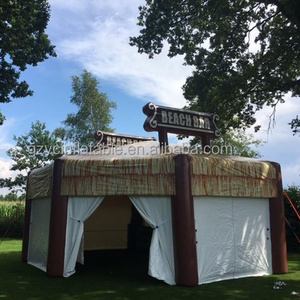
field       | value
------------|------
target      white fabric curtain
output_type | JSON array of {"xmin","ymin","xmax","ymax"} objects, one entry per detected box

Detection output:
[
  {"xmin": 129, "ymin": 196, "xmax": 175, "ymax": 285},
  {"xmin": 27, "ymin": 197, "xmax": 51, "ymax": 271},
  {"xmin": 64, "ymin": 196, "xmax": 104, "ymax": 277}
]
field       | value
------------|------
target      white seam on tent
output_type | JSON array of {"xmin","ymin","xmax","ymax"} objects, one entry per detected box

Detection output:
[{"xmin": 231, "ymin": 198, "xmax": 236, "ymax": 279}]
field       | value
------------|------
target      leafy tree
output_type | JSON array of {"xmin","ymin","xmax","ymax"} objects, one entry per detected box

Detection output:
[
  {"xmin": 18, "ymin": 193, "xmax": 26, "ymax": 202},
  {"xmin": 284, "ymin": 185, "xmax": 300, "ymax": 252},
  {"xmin": 56, "ymin": 70, "xmax": 116, "ymax": 145},
  {"xmin": 0, "ymin": 121, "xmax": 63, "ymax": 193},
  {"xmin": 189, "ymin": 128, "xmax": 264, "ymax": 157},
  {"xmin": 0, "ymin": 0, "xmax": 56, "ymax": 125},
  {"xmin": 130, "ymin": 0, "xmax": 300, "ymax": 132},
  {"xmin": 290, "ymin": 116, "xmax": 300, "ymax": 136},
  {"xmin": 4, "ymin": 193, "xmax": 18, "ymax": 202},
  {"xmin": 212, "ymin": 128, "xmax": 264, "ymax": 158}
]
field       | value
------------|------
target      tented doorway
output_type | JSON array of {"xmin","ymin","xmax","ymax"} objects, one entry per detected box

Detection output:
[
  {"xmin": 84, "ymin": 196, "xmax": 133, "ymax": 251},
  {"xmin": 73, "ymin": 196, "xmax": 175, "ymax": 284},
  {"xmin": 81, "ymin": 196, "xmax": 152, "ymax": 282},
  {"xmin": 77, "ymin": 196, "xmax": 151, "ymax": 280}
]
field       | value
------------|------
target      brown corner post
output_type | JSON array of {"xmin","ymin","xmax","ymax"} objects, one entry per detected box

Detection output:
[
  {"xmin": 47, "ymin": 158, "xmax": 68, "ymax": 277},
  {"xmin": 172, "ymin": 154, "xmax": 198, "ymax": 286},
  {"xmin": 269, "ymin": 162, "xmax": 288, "ymax": 274},
  {"xmin": 22, "ymin": 172, "xmax": 32, "ymax": 262}
]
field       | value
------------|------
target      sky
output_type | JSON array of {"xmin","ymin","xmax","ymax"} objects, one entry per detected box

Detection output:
[{"xmin": 0, "ymin": 0, "xmax": 300, "ymax": 194}]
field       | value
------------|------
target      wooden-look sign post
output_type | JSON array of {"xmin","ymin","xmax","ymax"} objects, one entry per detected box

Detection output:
[
  {"xmin": 142, "ymin": 102, "xmax": 220, "ymax": 152},
  {"xmin": 143, "ymin": 102, "xmax": 220, "ymax": 286}
]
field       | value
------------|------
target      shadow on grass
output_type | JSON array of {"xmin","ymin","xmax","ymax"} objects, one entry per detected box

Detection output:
[
  {"xmin": 287, "ymin": 253, "xmax": 300, "ymax": 273},
  {"xmin": 0, "ymin": 249, "xmax": 299, "ymax": 300}
]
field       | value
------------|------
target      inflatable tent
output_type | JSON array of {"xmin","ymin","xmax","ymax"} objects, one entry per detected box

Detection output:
[{"xmin": 22, "ymin": 141, "xmax": 287, "ymax": 286}]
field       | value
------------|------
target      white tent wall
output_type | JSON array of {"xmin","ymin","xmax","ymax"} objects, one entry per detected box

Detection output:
[
  {"xmin": 194, "ymin": 196, "xmax": 272, "ymax": 284},
  {"xmin": 63, "ymin": 196, "xmax": 104, "ymax": 277},
  {"xmin": 27, "ymin": 197, "xmax": 51, "ymax": 271},
  {"xmin": 129, "ymin": 196, "xmax": 175, "ymax": 285},
  {"xmin": 233, "ymin": 198, "xmax": 272, "ymax": 278}
]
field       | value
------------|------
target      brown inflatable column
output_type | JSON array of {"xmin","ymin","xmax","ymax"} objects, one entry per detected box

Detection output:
[
  {"xmin": 269, "ymin": 162, "xmax": 288, "ymax": 274},
  {"xmin": 22, "ymin": 199, "xmax": 32, "ymax": 262},
  {"xmin": 22, "ymin": 171, "xmax": 32, "ymax": 262},
  {"xmin": 47, "ymin": 158, "xmax": 68, "ymax": 277},
  {"xmin": 172, "ymin": 154, "xmax": 198, "ymax": 286}
]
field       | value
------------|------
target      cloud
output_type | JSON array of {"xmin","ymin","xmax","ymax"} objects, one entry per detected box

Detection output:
[
  {"xmin": 49, "ymin": 0, "xmax": 193, "ymax": 108},
  {"xmin": 0, "ymin": 118, "xmax": 19, "ymax": 195},
  {"xmin": 0, "ymin": 158, "xmax": 14, "ymax": 179},
  {"xmin": 0, "ymin": 118, "xmax": 16, "ymax": 155},
  {"xmin": 283, "ymin": 160, "xmax": 300, "ymax": 187},
  {"xmin": 251, "ymin": 94, "xmax": 300, "ymax": 138},
  {"xmin": 0, "ymin": 157, "xmax": 20, "ymax": 196},
  {"xmin": 246, "ymin": 95, "xmax": 300, "ymax": 144},
  {"xmin": 244, "ymin": 95, "xmax": 300, "ymax": 187}
]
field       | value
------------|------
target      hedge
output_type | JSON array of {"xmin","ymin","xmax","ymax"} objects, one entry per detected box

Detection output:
[
  {"xmin": 284, "ymin": 186, "xmax": 300, "ymax": 253},
  {"xmin": 0, "ymin": 201, "xmax": 25, "ymax": 238}
]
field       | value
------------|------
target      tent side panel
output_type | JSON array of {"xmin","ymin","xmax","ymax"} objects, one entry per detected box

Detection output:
[
  {"xmin": 269, "ymin": 162, "xmax": 288, "ymax": 274},
  {"xmin": 27, "ymin": 198, "xmax": 51, "ymax": 271},
  {"xmin": 172, "ymin": 154, "xmax": 198, "ymax": 287},
  {"xmin": 194, "ymin": 196, "xmax": 272, "ymax": 285},
  {"xmin": 22, "ymin": 198, "xmax": 32, "ymax": 262},
  {"xmin": 47, "ymin": 159, "xmax": 68, "ymax": 277}
]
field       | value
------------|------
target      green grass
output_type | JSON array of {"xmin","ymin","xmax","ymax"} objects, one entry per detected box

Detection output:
[{"xmin": 0, "ymin": 239, "xmax": 299, "ymax": 300}]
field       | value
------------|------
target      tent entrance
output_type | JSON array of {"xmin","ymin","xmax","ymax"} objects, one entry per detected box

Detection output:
[
  {"xmin": 84, "ymin": 195, "xmax": 153, "ymax": 252},
  {"xmin": 79, "ymin": 196, "xmax": 175, "ymax": 285},
  {"xmin": 80, "ymin": 196, "xmax": 153, "ymax": 277},
  {"xmin": 80, "ymin": 248, "xmax": 151, "ymax": 282}
]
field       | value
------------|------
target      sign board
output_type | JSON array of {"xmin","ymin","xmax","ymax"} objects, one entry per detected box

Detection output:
[
  {"xmin": 143, "ymin": 102, "xmax": 220, "ymax": 138},
  {"xmin": 94, "ymin": 131, "xmax": 156, "ymax": 148}
]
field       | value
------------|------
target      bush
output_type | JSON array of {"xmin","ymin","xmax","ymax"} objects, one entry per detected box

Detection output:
[
  {"xmin": 0, "ymin": 201, "xmax": 25, "ymax": 238},
  {"xmin": 284, "ymin": 186, "xmax": 300, "ymax": 253}
]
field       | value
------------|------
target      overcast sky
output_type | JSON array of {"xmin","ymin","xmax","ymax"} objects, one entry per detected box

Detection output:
[{"xmin": 0, "ymin": 0, "xmax": 299, "ymax": 193}]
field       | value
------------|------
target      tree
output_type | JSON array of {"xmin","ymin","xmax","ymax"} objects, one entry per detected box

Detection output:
[
  {"xmin": 4, "ymin": 193, "xmax": 18, "ymax": 202},
  {"xmin": 188, "ymin": 128, "xmax": 264, "ymax": 157},
  {"xmin": 290, "ymin": 116, "xmax": 300, "ymax": 136},
  {"xmin": 212, "ymin": 128, "xmax": 264, "ymax": 158},
  {"xmin": 56, "ymin": 70, "xmax": 116, "ymax": 145},
  {"xmin": 0, "ymin": 121, "xmax": 63, "ymax": 193},
  {"xmin": 284, "ymin": 185, "xmax": 300, "ymax": 252},
  {"xmin": 130, "ymin": 0, "xmax": 300, "ymax": 132},
  {"xmin": 0, "ymin": 0, "xmax": 56, "ymax": 125}
]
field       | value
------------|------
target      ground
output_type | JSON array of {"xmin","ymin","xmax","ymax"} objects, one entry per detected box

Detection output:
[{"xmin": 0, "ymin": 239, "xmax": 299, "ymax": 300}]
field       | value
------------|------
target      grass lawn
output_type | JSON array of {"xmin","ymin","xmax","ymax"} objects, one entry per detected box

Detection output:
[{"xmin": 0, "ymin": 239, "xmax": 299, "ymax": 300}]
